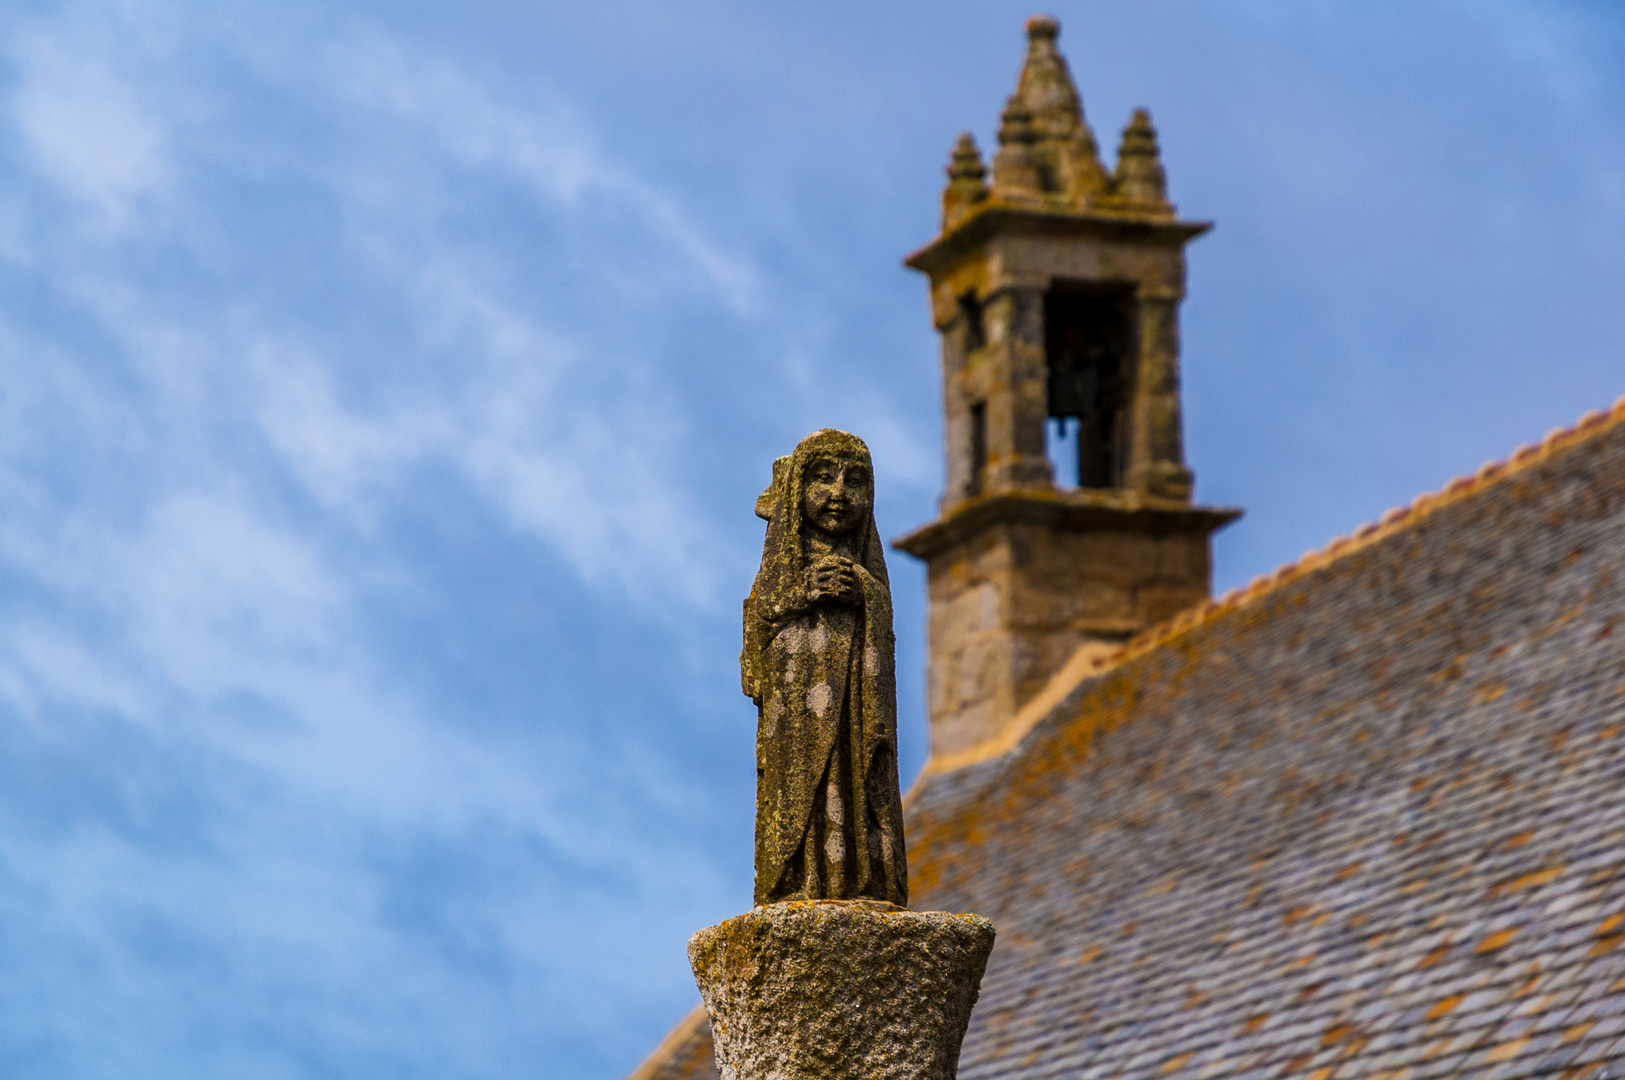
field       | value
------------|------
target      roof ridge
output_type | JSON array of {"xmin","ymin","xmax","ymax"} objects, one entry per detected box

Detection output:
[
  {"xmin": 917, "ymin": 394, "xmax": 1625, "ymax": 777},
  {"xmin": 624, "ymin": 1004, "xmax": 710, "ymax": 1080}
]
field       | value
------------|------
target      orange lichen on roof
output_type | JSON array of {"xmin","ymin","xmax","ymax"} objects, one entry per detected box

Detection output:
[
  {"xmin": 918, "ymin": 395, "xmax": 1625, "ymax": 777},
  {"xmin": 1426, "ymin": 994, "xmax": 1466, "ymax": 1021},
  {"xmin": 1486, "ymin": 865, "xmax": 1564, "ymax": 898},
  {"xmin": 1589, "ymin": 934, "xmax": 1623, "ymax": 958},
  {"xmin": 1157, "ymin": 1050, "xmax": 1194, "ymax": 1074},
  {"xmin": 1320, "ymin": 1022, "xmax": 1357, "ymax": 1048},
  {"xmin": 1417, "ymin": 943, "xmax": 1454, "ymax": 969}
]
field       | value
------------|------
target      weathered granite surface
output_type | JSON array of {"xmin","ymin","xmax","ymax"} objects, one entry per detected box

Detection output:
[
  {"xmin": 743, "ymin": 430, "xmax": 909, "ymax": 907},
  {"xmin": 689, "ymin": 900, "xmax": 994, "ymax": 1080}
]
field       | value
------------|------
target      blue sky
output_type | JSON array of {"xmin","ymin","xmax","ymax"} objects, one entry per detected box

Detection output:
[{"xmin": 0, "ymin": 1, "xmax": 1621, "ymax": 1077}]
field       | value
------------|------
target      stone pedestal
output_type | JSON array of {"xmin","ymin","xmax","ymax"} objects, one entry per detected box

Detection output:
[{"xmin": 688, "ymin": 900, "xmax": 995, "ymax": 1080}]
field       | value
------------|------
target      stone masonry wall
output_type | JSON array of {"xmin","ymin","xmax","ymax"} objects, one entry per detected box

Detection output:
[{"xmin": 924, "ymin": 520, "xmax": 1211, "ymax": 760}]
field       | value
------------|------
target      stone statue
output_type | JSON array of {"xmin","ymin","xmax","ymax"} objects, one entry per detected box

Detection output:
[
  {"xmin": 742, "ymin": 429, "xmax": 909, "ymax": 907},
  {"xmin": 696, "ymin": 428, "xmax": 989, "ymax": 1079}
]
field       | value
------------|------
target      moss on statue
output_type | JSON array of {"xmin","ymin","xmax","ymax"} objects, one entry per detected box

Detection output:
[{"xmin": 742, "ymin": 430, "xmax": 908, "ymax": 907}]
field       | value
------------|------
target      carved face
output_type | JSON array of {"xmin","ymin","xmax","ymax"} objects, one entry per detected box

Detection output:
[{"xmin": 801, "ymin": 455, "xmax": 873, "ymax": 535}]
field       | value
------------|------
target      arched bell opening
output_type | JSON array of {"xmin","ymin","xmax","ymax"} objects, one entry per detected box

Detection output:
[{"xmin": 1044, "ymin": 282, "xmax": 1136, "ymax": 491}]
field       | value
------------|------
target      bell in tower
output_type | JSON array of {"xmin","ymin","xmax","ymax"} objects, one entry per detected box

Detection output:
[
  {"xmin": 1046, "ymin": 284, "xmax": 1133, "ymax": 490},
  {"xmin": 895, "ymin": 16, "xmax": 1240, "ymax": 766}
]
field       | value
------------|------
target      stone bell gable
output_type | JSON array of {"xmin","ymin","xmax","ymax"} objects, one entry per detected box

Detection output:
[{"xmin": 895, "ymin": 16, "xmax": 1238, "ymax": 766}]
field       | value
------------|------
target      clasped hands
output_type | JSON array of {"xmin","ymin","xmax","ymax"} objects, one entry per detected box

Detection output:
[{"xmin": 807, "ymin": 555, "xmax": 862, "ymax": 606}]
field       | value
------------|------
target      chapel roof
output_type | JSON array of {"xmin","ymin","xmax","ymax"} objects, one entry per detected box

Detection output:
[{"xmin": 630, "ymin": 395, "xmax": 1625, "ymax": 1080}]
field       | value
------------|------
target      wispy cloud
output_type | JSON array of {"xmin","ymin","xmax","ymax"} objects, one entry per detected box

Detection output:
[
  {"xmin": 5, "ymin": 3, "xmax": 758, "ymax": 613},
  {"xmin": 321, "ymin": 30, "xmax": 762, "ymax": 315},
  {"xmin": 9, "ymin": 32, "xmax": 170, "ymax": 222}
]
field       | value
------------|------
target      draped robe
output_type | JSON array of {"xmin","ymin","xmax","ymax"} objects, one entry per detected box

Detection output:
[{"xmin": 741, "ymin": 430, "xmax": 909, "ymax": 908}]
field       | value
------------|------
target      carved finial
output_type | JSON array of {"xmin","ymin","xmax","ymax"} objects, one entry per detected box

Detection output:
[
  {"xmin": 1025, "ymin": 13, "xmax": 1059, "ymax": 40},
  {"xmin": 1109, "ymin": 108, "xmax": 1173, "ymax": 214},
  {"xmin": 993, "ymin": 101, "xmax": 1042, "ymax": 200},
  {"xmin": 948, "ymin": 132, "xmax": 988, "ymax": 183},
  {"xmin": 1004, "ymin": 15, "xmax": 1107, "ymax": 201},
  {"xmin": 942, "ymin": 132, "xmax": 990, "ymax": 229}
]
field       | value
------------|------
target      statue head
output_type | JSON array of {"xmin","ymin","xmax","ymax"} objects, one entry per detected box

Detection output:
[
  {"xmin": 799, "ymin": 441, "xmax": 874, "ymax": 537},
  {"xmin": 748, "ymin": 429, "xmax": 888, "ymax": 622},
  {"xmin": 755, "ymin": 429, "xmax": 878, "ymax": 535}
]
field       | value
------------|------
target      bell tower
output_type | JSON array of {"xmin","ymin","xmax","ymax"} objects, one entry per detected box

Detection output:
[{"xmin": 895, "ymin": 16, "xmax": 1240, "ymax": 763}]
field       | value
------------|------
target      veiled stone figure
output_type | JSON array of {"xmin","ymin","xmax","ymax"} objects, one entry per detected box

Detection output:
[{"xmin": 742, "ymin": 430, "xmax": 909, "ymax": 907}]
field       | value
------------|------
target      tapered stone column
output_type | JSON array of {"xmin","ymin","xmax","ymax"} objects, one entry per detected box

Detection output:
[
  {"xmin": 980, "ymin": 287, "xmax": 1053, "ymax": 494},
  {"xmin": 690, "ymin": 901, "xmax": 995, "ymax": 1080},
  {"xmin": 1127, "ymin": 290, "xmax": 1193, "ymax": 500}
]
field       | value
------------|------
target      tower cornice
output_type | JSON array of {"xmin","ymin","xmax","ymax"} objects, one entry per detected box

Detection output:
[
  {"xmin": 905, "ymin": 203, "xmax": 1211, "ymax": 279},
  {"xmin": 893, "ymin": 488, "xmax": 1239, "ymax": 562}
]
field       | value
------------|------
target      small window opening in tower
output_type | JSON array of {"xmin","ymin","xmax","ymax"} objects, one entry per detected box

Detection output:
[
  {"xmin": 958, "ymin": 291, "xmax": 985, "ymax": 352},
  {"xmin": 968, "ymin": 401, "xmax": 987, "ymax": 497},
  {"xmin": 1045, "ymin": 283, "xmax": 1135, "ymax": 490},
  {"xmin": 1035, "ymin": 159, "xmax": 1060, "ymax": 194}
]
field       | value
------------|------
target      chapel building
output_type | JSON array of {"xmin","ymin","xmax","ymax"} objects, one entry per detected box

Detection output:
[{"xmin": 631, "ymin": 17, "xmax": 1625, "ymax": 1080}]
